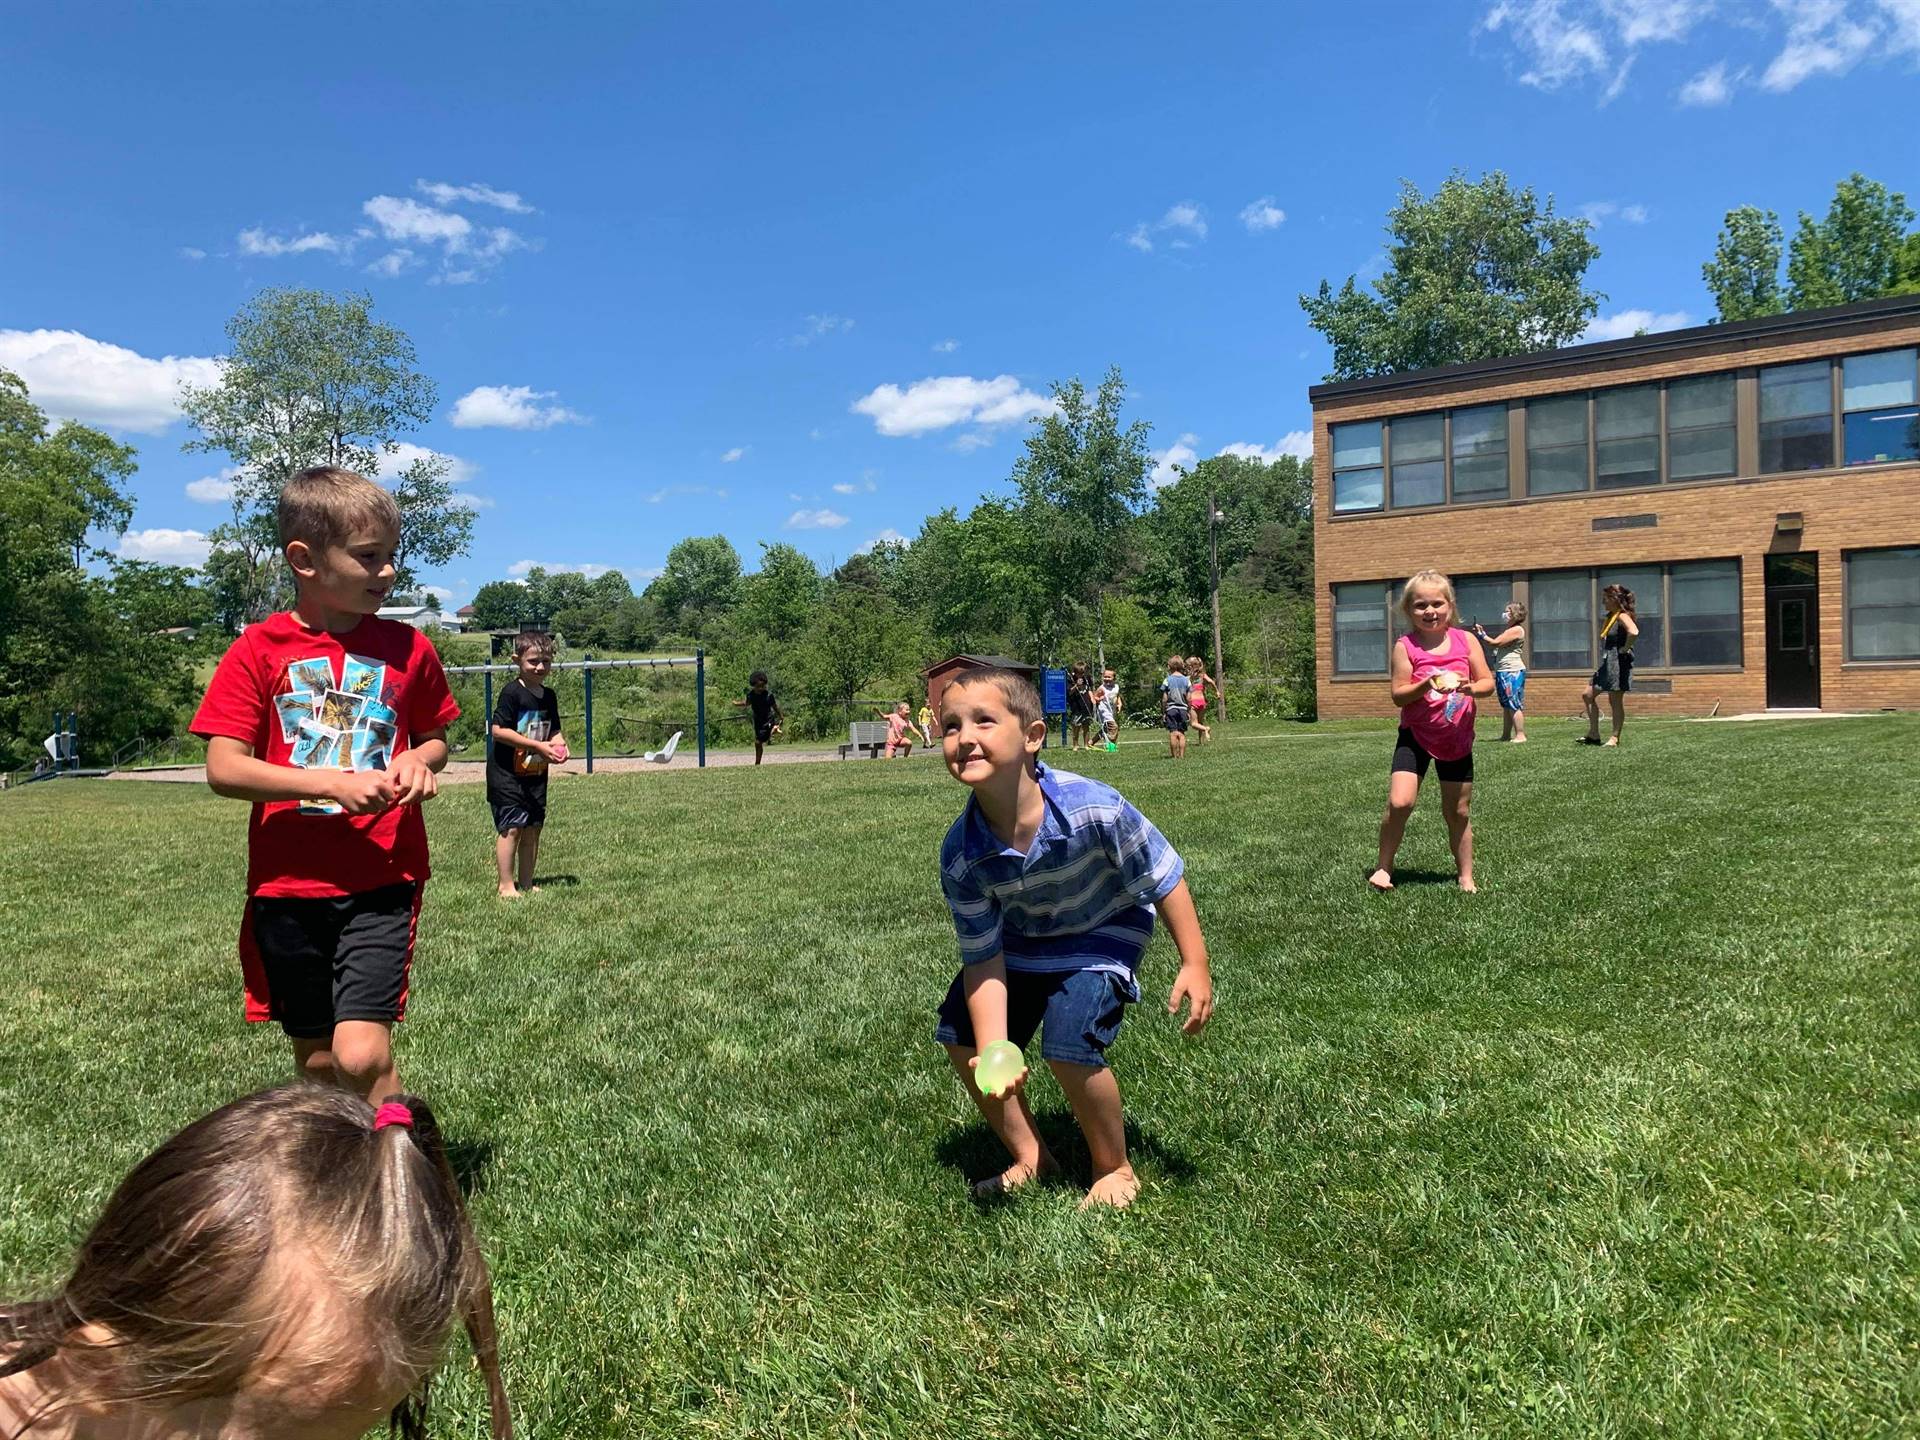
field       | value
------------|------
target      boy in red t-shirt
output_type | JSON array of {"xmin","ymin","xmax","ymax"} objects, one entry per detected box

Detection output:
[{"xmin": 191, "ymin": 466, "xmax": 460, "ymax": 1102}]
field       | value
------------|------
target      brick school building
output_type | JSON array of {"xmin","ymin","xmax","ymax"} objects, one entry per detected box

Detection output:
[{"xmin": 1309, "ymin": 295, "xmax": 1920, "ymax": 719}]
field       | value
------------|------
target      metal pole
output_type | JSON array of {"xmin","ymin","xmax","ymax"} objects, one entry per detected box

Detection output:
[
  {"xmin": 584, "ymin": 668, "xmax": 594, "ymax": 775},
  {"xmin": 1208, "ymin": 488, "xmax": 1226, "ymax": 722},
  {"xmin": 696, "ymin": 650, "xmax": 706, "ymax": 768},
  {"xmin": 483, "ymin": 671, "xmax": 494, "ymax": 749}
]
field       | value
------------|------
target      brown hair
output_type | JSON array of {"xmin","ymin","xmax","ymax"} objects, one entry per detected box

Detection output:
[
  {"xmin": 1505, "ymin": 600, "xmax": 1528, "ymax": 624},
  {"xmin": 942, "ymin": 668, "xmax": 1042, "ymax": 729},
  {"xmin": 511, "ymin": 631, "xmax": 553, "ymax": 660},
  {"xmin": 278, "ymin": 466, "xmax": 404, "ymax": 552},
  {"xmin": 1185, "ymin": 655, "xmax": 1204, "ymax": 675},
  {"xmin": 0, "ymin": 1087, "xmax": 510, "ymax": 1439},
  {"xmin": 1398, "ymin": 569, "xmax": 1458, "ymax": 622},
  {"xmin": 1602, "ymin": 583, "xmax": 1636, "ymax": 615}
]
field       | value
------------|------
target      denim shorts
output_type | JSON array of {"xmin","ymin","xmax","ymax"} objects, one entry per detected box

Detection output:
[{"xmin": 933, "ymin": 965, "xmax": 1140, "ymax": 1068}]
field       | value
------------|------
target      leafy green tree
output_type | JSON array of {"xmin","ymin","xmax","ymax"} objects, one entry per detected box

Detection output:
[
  {"xmin": 794, "ymin": 583, "xmax": 924, "ymax": 722},
  {"xmin": 645, "ymin": 535, "xmax": 741, "ymax": 639},
  {"xmin": 1703, "ymin": 206, "xmax": 1785, "ymax": 321},
  {"xmin": 468, "ymin": 580, "xmax": 532, "ymax": 630},
  {"xmin": 1010, "ymin": 368, "xmax": 1152, "ymax": 666},
  {"xmin": 1785, "ymin": 173, "xmax": 1916, "ymax": 311},
  {"xmin": 1300, "ymin": 170, "xmax": 1603, "ymax": 380},
  {"xmin": 107, "ymin": 561, "xmax": 215, "ymax": 636},
  {"xmin": 180, "ymin": 288, "xmax": 473, "ymax": 609},
  {"xmin": 737, "ymin": 542, "xmax": 822, "ymax": 643}
]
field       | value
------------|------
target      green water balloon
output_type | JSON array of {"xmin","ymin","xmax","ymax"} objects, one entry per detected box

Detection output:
[{"xmin": 975, "ymin": 1039, "xmax": 1025, "ymax": 1097}]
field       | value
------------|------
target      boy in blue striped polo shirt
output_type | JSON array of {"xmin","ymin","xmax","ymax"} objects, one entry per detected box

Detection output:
[{"xmin": 933, "ymin": 667, "xmax": 1214, "ymax": 1208}]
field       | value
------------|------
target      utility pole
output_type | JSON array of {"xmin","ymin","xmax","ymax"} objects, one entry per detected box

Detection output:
[{"xmin": 1208, "ymin": 487, "xmax": 1225, "ymax": 721}]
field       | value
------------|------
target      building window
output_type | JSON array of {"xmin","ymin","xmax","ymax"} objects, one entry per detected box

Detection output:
[
  {"xmin": 1449, "ymin": 404, "xmax": 1509, "ymax": 502},
  {"xmin": 1595, "ymin": 385, "xmax": 1660, "ymax": 490},
  {"xmin": 1389, "ymin": 414, "xmax": 1445, "ymax": 509},
  {"xmin": 1759, "ymin": 359, "xmax": 1835, "ymax": 473},
  {"xmin": 1453, "ymin": 575, "xmax": 1514, "ymax": 637},
  {"xmin": 1841, "ymin": 348, "xmax": 1920, "ymax": 467},
  {"xmin": 1665, "ymin": 373, "xmax": 1737, "ymax": 481},
  {"xmin": 1845, "ymin": 547, "xmax": 1920, "ymax": 660},
  {"xmin": 1531, "ymin": 570, "xmax": 1593, "ymax": 669},
  {"xmin": 1669, "ymin": 560, "xmax": 1742, "ymax": 667},
  {"xmin": 1332, "ymin": 421, "xmax": 1383, "ymax": 513},
  {"xmin": 1332, "ymin": 581, "xmax": 1392, "ymax": 673},
  {"xmin": 1597, "ymin": 565, "xmax": 1665, "ymax": 665},
  {"xmin": 1527, "ymin": 394, "xmax": 1589, "ymax": 495}
]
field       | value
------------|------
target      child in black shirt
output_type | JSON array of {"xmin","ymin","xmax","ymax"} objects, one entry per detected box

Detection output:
[
  {"xmin": 488, "ymin": 633, "xmax": 565, "ymax": 898},
  {"xmin": 732, "ymin": 670, "xmax": 784, "ymax": 766}
]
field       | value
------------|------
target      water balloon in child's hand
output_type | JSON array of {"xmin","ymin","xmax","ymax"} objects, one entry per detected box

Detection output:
[
  {"xmin": 550, "ymin": 739, "xmax": 569, "ymax": 763},
  {"xmin": 974, "ymin": 1040, "xmax": 1025, "ymax": 1097}
]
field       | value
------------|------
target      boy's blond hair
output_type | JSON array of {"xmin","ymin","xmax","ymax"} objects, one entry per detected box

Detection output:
[
  {"xmin": 278, "ymin": 466, "xmax": 403, "ymax": 552},
  {"xmin": 1397, "ymin": 569, "xmax": 1458, "ymax": 622}
]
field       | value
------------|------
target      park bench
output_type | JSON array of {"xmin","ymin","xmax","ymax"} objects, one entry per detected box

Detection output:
[{"xmin": 838, "ymin": 720, "xmax": 891, "ymax": 760}]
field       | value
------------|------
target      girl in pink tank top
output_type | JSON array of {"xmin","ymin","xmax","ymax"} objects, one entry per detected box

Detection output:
[{"xmin": 1367, "ymin": 570, "xmax": 1495, "ymax": 894}]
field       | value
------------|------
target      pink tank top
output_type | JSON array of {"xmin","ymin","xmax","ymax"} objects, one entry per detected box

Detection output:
[{"xmin": 1401, "ymin": 628, "xmax": 1476, "ymax": 760}]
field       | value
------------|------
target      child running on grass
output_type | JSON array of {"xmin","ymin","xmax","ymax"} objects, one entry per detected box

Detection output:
[
  {"xmin": 917, "ymin": 697, "xmax": 937, "ymax": 748},
  {"xmin": 489, "ymin": 632, "xmax": 566, "ymax": 899},
  {"xmin": 1368, "ymin": 569, "xmax": 1494, "ymax": 894},
  {"xmin": 1066, "ymin": 661, "xmax": 1094, "ymax": 750},
  {"xmin": 877, "ymin": 699, "xmax": 916, "ymax": 758},
  {"xmin": 1474, "ymin": 601, "xmax": 1529, "ymax": 743},
  {"xmin": 1160, "ymin": 655, "xmax": 1192, "ymax": 759},
  {"xmin": 0, "ymin": 1085, "xmax": 511, "ymax": 1438},
  {"xmin": 933, "ymin": 668, "xmax": 1214, "ymax": 1208},
  {"xmin": 732, "ymin": 670, "xmax": 785, "ymax": 765},
  {"xmin": 1185, "ymin": 655, "xmax": 1215, "ymax": 743},
  {"xmin": 192, "ymin": 467, "xmax": 459, "ymax": 1103},
  {"xmin": 1093, "ymin": 672, "xmax": 1118, "ymax": 748}
]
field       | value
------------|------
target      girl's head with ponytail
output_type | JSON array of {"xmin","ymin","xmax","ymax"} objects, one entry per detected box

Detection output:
[{"xmin": 0, "ymin": 1086, "xmax": 510, "ymax": 1439}]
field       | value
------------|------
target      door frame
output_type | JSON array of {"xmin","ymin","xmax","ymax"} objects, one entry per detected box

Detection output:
[{"xmin": 1763, "ymin": 552, "xmax": 1821, "ymax": 710}]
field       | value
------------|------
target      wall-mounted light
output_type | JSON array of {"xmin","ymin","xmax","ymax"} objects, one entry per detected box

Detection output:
[{"xmin": 1774, "ymin": 511, "xmax": 1804, "ymax": 535}]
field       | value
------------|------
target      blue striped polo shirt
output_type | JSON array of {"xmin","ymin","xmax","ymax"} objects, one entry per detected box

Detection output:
[{"xmin": 938, "ymin": 763, "xmax": 1185, "ymax": 975}]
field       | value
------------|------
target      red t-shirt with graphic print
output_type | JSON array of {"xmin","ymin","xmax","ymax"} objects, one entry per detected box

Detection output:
[{"xmin": 191, "ymin": 612, "xmax": 460, "ymax": 898}]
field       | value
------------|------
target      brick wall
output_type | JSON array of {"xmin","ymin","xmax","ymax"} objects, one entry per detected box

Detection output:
[{"xmin": 1311, "ymin": 313, "xmax": 1920, "ymax": 719}]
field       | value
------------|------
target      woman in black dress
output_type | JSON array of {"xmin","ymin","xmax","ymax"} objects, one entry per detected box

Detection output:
[{"xmin": 1580, "ymin": 584, "xmax": 1640, "ymax": 747}]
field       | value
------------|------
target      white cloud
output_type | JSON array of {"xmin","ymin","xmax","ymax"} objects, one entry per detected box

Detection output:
[
  {"xmin": 785, "ymin": 314, "xmax": 855, "ymax": 347},
  {"xmin": 851, "ymin": 374, "xmax": 1059, "ymax": 437},
  {"xmin": 857, "ymin": 528, "xmax": 908, "ymax": 553},
  {"xmin": 1763, "ymin": 0, "xmax": 1881, "ymax": 90},
  {"xmin": 933, "ymin": 338, "xmax": 960, "ymax": 353},
  {"xmin": 186, "ymin": 466, "xmax": 243, "ymax": 503},
  {"xmin": 1582, "ymin": 307, "xmax": 1695, "ymax": 342},
  {"xmin": 1620, "ymin": 203, "xmax": 1649, "ymax": 223},
  {"xmin": 118, "ymin": 527, "xmax": 212, "ymax": 566},
  {"xmin": 0, "ymin": 328, "xmax": 222, "ymax": 434},
  {"xmin": 506, "ymin": 560, "xmax": 621, "ymax": 579},
  {"xmin": 1579, "ymin": 200, "xmax": 1651, "ymax": 226},
  {"xmin": 950, "ymin": 431, "xmax": 994, "ymax": 454},
  {"xmin": 1150, "ymin": 433, "xmax": 1200, "ymax": 488},
  {"xmin": 1678, "ymin": 59, "xmax": 1740, "ymax": 104},
  {"xmin": 720, "ymin": 446, "xmax": 748, "ymax": 463},
  {"xmin": 450, "ymin": 493, "xmax": 494, "ymax": 510},
  {"xmin": 1124, "ymin": 201, "xmax": 1208, "ymax": 253},
  {"xmin": 1239, "ymin": 198, "xmax": 1287, "ymax": 232},
  {"xmin": 414, "ymin": 179, "xmax": 533, "ymax": 214},
  {"xmin": 1479, "ymin": 0, "xmax": 1714, "ymax": 97},
  {"xmin": 238, "ymin": 227, "xmax": 348, "ymax": 257},
  {"xmin": 363, "ymin": 195, "xmax": 472, "ymax": 247},
  {"xmin": 785, "ymin": 508, "xmax": 849, "ymax": 530},
  {"xmin": 419, "ymin": 584, "xmax": 457, "ymax": 606},
  {"xmin": 647, "ymin": 483, "xmax": 728, "ymax": 504},
  {"xmin": 808, "ymin": 427, "xmax": 826, "ymax": 441},
  {"xmin": 450, "ymin": 384, "xmax": 586, "ymax": 430},
  {"xmin": 833, "ymin": 472, "xmax": 879, "ymax": 495},
  {"xmin": 366, "ymin": 249, "xmax": 416, "ymax": 278},
  {"xmin": 179, "ymin": 247, "xmax": 207, "ymax": 261},
  {"xmin": 369, "ymin": 441, "xmax": 479, "ymax": 486},
  {"xmin": 1219, "ymin": 431, "xmax": 1315, "ymax": 463}
]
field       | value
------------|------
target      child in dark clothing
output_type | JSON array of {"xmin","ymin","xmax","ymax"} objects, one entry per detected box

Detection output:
[
  {"xmin": 488, "ymin": 633, "xmax": 566, "ymax": 898},
  {"xmin": 732, "ymin": 670, "xmax": 785, "ymax": 765}
]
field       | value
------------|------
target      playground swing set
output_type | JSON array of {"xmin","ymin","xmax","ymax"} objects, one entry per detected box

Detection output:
[{"xmin": 443, "ymin": 651, "xmax": 709, "ymax": 771}]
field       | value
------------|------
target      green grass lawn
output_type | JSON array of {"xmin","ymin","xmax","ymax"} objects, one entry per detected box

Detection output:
[{"xmin": 3, "ymin": 718, "xmax": 1918, "ymax": 1437}]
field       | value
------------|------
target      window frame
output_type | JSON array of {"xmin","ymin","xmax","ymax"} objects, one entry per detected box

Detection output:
[
  {"xmin": 1840, "ymin": 347, "xmax": 1920, "ymax": 470},
  {"xmin": 1593, "ymin": 382, "xmax": 1663, "ymax": 492},
  {"xmin": 1330, "ymin": 579, "xmax": 1396, "ymax": 675},
  {"xmin": 1758, "ymin": 357, "xmax": 1838, "ymax": 475},
  {"xmin": 1843, "ymin": 545, "xmax": 1920, "ymax": 663},
  {"xmin": 1330, "ymin": 419, "xmax": 1385, "ymax": 515},
  {"xmin": 1664, "ymin": 372, "xmax": 1738, "ymax": 484},
  {"xmin": 1448, "ymin": 402, "xmax": 1511, "ymax": 505},
  {"xmin": 1525, "ymin": 393, "xmax": 1593, "ymax": 497},
  {"xmin": 1524, "ymin": 559, "xmax": 1745, "ymax": 674},
  {"xmin": 1386, "ymin": 412, "xmax": 1447, "ymax": 511}
]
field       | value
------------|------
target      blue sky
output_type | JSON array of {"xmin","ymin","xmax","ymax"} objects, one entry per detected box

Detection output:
[{"xmin": 3, "ymin": 1, "xmax": 1916, "ymax": 609}]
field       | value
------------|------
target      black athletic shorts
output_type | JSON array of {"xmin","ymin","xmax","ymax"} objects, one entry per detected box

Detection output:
[
  {"xmin": 755, "ymin": 722, "xmax": 775, "ymax": 744},
  {"xmin": 489, "ymin": 795, "xmax": 546, "ymax": 834},
  {"xmin": 1391, "ymin": 727, "xmax": 1474, "ymax": 784},
  {"xmin": 244, "ymin": 882, "xmax": 422, "ymax": 1039},
  {"xmin": 1164, "ymin": 705, "xmax": 1190, "ymax": 733}
]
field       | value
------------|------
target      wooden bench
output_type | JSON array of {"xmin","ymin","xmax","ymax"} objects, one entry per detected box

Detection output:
[{"xmin": 838, "ymin": 720, "xmax": 892, "ymax": 759}]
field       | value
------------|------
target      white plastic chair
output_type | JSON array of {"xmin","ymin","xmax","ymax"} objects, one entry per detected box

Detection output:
[{"xmin": 643, "ymin": 730, "xmax": 683, "ymax": 764}]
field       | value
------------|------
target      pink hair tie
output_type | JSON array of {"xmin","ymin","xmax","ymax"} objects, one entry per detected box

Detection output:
[{"xmin": 373, "ymin": 1102, "xmax": 414, "ymax": 1132}]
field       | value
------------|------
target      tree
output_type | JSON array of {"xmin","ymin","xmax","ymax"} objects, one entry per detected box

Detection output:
[
  {"xmin": 793, "ymin": 583, "xmax": 923, "ymax": 721},
  {"xmin": 1703, "ymin": 206, "xmax": 1785, "ymax": 322},
  {"xmin": 1300, "ymin": 170, "xmax": 1603, "ymax": 380},
  {"xmin": 1785, "ymin": 173, "xmax": 1916, "ymax": 311},
  {"xmin": 468, "ymin": 580, "xmax": 532, "ymax": 630},
  {"xmin": 1010, "ymin": 368, "xmax": 1152, "ymax": 666},
  {"xmin": 645, "ymin": 536, "xmax": 741, "ymax": 639},
  {"xmin": 180, "ymin": 288, "xmax": 472, "ymax": 613},
  {"xmin": 736, "ymin": 543, "xmax": 822, "ymax": 643}
]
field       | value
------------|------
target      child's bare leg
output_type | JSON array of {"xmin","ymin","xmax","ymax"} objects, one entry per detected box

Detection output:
[
  {"xmin": 293, "ymin": 1037, "xmax": 336, "ymax": 1085},
  {"xmin": 1581, "ymin": 687, "xmax": 1601, "ymax": 740},
  {"xmin": 1048, "ymin": 1060, "xmax": 1137, "ymax": 1209},
  {"xmin": 297, "ymin": 1024, "xmax": 398, "ymax": 1102},
  {"xmin": 753, "ymin": 740, "xmax": 765, "ymax": 765},
  {"xmin": 1440, "ymin": 778, "xmax": 1474, "ymax": 891},
  {"xmin": 1499, "ymin": 710, "xmax": 1514, "ymax": 741},
  {"xmin": 1370, "ymin": 772, "xmax": 1419, "ymax": 889},
  {"xmin": 495, "ymin": 830, "xmax": 520, "ymax": 897},
  {"xmin": 944, "ymin": 1044, "xmax": 1058, "ymax": 1193},
  {"xmin": 516, "ymin": 823, "xmax": 543, "ymax": 890},
  {"xmin": 1607, "ymin": 693, "xmax": 1626, "ymax": 745},
  {"xmin": 1512, "ymin": 708, "xmax": 1527, "ymax": 742}
]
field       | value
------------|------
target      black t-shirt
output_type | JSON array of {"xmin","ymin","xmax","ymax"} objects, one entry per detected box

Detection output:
[
  {"xmin": 745, "ymin": 688, "xmax": 778, "ymax": 730},
  {"xmin": 488, "ymin": 679, "xmax": 562, "ymax": 800}
]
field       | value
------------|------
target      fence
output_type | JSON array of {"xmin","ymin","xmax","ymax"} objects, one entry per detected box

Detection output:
[{"xmin": 442, "ymin": 653, "xmax": 707, "ymax": 771}]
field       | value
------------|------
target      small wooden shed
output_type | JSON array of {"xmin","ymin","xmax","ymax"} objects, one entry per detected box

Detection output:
[{"xmin": 922, "ymin": 654, "xmax": 1040, "ymax": 715}]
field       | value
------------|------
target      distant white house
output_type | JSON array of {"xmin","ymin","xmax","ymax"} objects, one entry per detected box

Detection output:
[{"xmin": 377, "ymin": 605, "xmax": 463, "ymax": 632}]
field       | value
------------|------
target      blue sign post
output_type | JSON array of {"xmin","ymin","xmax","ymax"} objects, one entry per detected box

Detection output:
[{"xmin": 1042, "ymin": 667, "xmax": 1067, "ymax": 749}]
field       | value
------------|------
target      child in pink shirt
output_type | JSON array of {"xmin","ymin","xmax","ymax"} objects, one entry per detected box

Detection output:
[{"xmin": 878, "ymin": 700, "xmax": 916, "ymax": 758}]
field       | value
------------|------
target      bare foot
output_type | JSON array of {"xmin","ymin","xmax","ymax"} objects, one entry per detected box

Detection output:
[
  {"xmin": 1458, "ymin": 877, "xmax": 1478, "ymax": 893},
  {"xmin": 1079, "ymin": 1166, "xmax": 1141, "ymax": 1210},
  {"xmin": 1602, "ymin": 737, "xmax": 1619, "ymax": 748},
  {"xmin": 523, "ymin": 883, "xmax": 543, "ymax": 895},
  {"xmin": 1512, "ymin": 735, "xmax": 1528, "ymax": 744},
  {"xmin": 497, "ymin": 886, "xmax": 521, "ymax": 900},
  {"xmin": 1366, "ymin": 868, "xmax": 1394, "ymax": 892},
  {"xmin": 970, "ymin": 1156, "xmax": 1058, "ymax": 1200}
]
